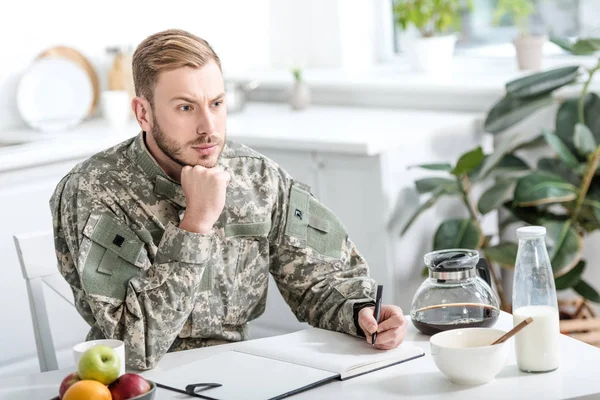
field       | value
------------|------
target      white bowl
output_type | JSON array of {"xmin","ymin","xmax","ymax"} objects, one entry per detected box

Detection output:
[{"xmin": 430, "ymin": 327, "xmax": 510, "ymax": 385}]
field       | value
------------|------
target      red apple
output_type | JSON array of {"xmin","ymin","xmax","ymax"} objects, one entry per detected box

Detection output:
[
  {"xmin": 109, "ymin": 373, "xmax": 151, "ymax": 400},
  {"xmin": 58, "ymin": 372, "xmax": 80, "ymax": 399}
]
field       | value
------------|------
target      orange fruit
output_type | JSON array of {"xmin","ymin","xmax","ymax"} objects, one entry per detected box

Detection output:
[{"xmin": 62, "ymin": 379, "xmax": 112, "ymax": 400}]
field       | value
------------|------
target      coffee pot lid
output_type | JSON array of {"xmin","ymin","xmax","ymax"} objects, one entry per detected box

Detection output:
[{"xmin": 424, "ymin": 249, "xmax": 479, "ymax": 272}]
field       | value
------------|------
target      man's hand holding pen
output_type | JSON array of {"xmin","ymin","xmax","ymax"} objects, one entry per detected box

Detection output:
[{"xmin": 358, "ymin": 303, "xmax": 407, "ymax": 350}]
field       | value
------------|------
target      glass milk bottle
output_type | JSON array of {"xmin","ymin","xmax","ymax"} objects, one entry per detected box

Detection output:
[{"xmin": 512, "ymin": 226, "xmax": 560, "ymax": 373}]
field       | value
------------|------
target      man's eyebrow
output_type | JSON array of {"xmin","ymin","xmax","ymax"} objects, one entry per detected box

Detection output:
[
  {"xmin": 170, "ymin": 95, "xmax": 198, "ymax": 103},
  {"xmin": 211, "ymin": 92, "xmax": 225, "ymax": 102},
  {"xmin": 170, "ymin": 93, "xmax": 225, "ymax": 103}
]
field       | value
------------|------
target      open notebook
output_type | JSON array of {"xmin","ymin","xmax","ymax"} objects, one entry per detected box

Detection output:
[{"xmin": 150, "ymin": 327, "xmax": 425, "ymax": 400}]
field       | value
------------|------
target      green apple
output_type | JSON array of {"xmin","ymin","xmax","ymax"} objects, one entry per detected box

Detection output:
[{"xmin": 77, "ymin": 345, "xmax": 120, "ymax": 385}]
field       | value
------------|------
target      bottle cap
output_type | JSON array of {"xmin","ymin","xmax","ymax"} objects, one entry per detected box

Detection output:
[{"xmin": 516, "ymin": 226, "xmax": 546, "ymax": 239}]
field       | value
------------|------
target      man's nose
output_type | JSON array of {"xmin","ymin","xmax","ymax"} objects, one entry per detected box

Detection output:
[{"xmin": 196, "ymin": 108, "xmax": 216, "ymax": 135}]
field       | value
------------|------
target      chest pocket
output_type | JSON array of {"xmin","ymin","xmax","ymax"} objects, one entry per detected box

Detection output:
[
  {"xmin": 285, "ymin": 181, "xmax": 347, "ymax": 260},
  {"xmin": 81, "ymin": 214, "xmax": 145, "ymax": 301}
]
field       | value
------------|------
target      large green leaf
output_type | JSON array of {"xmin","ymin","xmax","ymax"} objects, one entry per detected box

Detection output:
[
  {"xmin": 572, "ymin": 39, "xmax": 600, "ymax": 55},
  {"xmin": 556, "ymin": 93, "xmax": 600, "ymax": 157},
  {"xmin": 545, "ymin": 221, "xmax": 583, "ymax": 275},
  {"xmin": 505, "ymin": 66, "xmax": 579, "ymax": 99},
  {"xmin": 549, "ymin": 35, "xmax": 575, "ymax": 53},
  {"xmin": 555, "ymin": 260, "xmax": 585, "ymax": 290},
  {"xmin": 543, "ymin": 129, "xmax": 580, "ymax": 168},
  {"xmin": 409, "ymin": 163, "xmax": 453, "ymax": 172},
  {"xmin": 401, "ymin": 186, "xmax": 453, "ymax": 235},
  {"xmin": 537, "ymin": 157, "xmax": 581, "ymax": 186},
  {"xmin": 433, "ymin": 219, "xmax": 482, "ymax": 250},
  {"xmin": 550, "ymin": 35, "xmax": 600, "ymax": 55},
  {"xmin": 504, "ymin": 201, "xmax": 568, "ymax": 226},
  {"xmin": 478, "ymin": 180, "xmax": 515, "ymax": 215},
  {"xmin": 574, "ymin": 279, "xmax": 600, "ymax": 303},
  {"xmin": 451, "ymin": 147, "xmax": 485, "ymax": 176},
  {"xmin": 484, "ymin": 241, "xmax": 518, "ymax": 268},
  {"xmin": 513, "ymin": 171, "xmax": 577, "ymax": 207},
  {"xmin": 496, "ymin": 154, "xmax": 530, "ymax": 171},
  {"xmin": 484, "ymin": 93, "xmax": 553, "ymax": 134},
  {"xmin": 415, "ymin": 177, "xmax": 458, "ymax": 194},
  {"xmin": 477, "ymin": 129, "xmax": 540, "ymax": 181},
  {"xmin": 574, "ymin": 123, "xmax": 597, "ymax": 156},
  {"xmin": 470, "ymin": 153, "xmax": 529, "ymax": 182},
  {"xmin": 514, "ymin": 134, "xmax": 546, "ymax": 151}
]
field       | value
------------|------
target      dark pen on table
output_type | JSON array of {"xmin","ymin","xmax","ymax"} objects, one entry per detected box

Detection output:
[{"xmin": 372, "ymin": 285, "xmax": 383, "ymax": 346}]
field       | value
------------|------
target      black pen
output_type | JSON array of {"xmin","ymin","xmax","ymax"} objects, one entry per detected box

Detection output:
[{"xmin": 372, "ymin": 285, "xmax": 383, "ymax": 346}]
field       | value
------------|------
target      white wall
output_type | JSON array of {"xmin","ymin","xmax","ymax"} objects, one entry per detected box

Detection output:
[
  {"xmin": 0, "ymin": 0, "xmax": 272, "ymax": 131},
  {"xmin": 0, "ymin": 0, "xmax": 390, "ymax": 131},
  {"xmin": 268, "ymin": 0, "xmax": 390, "ymax": 71}
]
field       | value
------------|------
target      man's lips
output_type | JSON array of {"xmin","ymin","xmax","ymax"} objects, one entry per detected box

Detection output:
[{"xmin": 191, "ymin": 144, "xmax": 217, "ymax": 155}]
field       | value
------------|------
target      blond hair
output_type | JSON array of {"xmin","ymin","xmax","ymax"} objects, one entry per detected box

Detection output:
[{"xmin": 132, "ymin": 29, "xmax": 221, "ymax": 104}]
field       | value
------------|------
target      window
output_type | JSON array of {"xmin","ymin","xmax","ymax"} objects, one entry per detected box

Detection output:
[{"xmin": 392, "ymin": 0, "xmax": 598, "ymax": 56}]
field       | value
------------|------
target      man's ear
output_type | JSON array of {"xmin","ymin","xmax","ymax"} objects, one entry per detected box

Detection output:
[{"xmin": 132, "ymin": 96, "xmax": 152, "ymax": 132}]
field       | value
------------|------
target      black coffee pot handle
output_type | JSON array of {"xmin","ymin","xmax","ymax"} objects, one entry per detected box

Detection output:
[{"xmin": 476, "ymin": 258, "xmax": 492, "ymax": 287}]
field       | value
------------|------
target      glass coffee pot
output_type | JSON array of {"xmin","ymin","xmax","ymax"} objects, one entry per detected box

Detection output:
[{"xmin": 410, "ymin": 249, "xmax": 500, "ymax": 335}]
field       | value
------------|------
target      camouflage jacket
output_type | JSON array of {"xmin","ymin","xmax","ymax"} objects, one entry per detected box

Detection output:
[{"xmin": 50, "ymin": 132, "xmax": 377, "ymax": 370}]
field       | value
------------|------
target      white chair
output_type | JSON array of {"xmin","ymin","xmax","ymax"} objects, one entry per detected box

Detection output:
[{"xmin": 13, "ymin": 230, "xmax": 76, "ymax": 372}]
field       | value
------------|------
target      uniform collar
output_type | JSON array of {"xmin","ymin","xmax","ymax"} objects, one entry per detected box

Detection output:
[{"xmin": 128, "ymin": 132, "xmax": 187, "ymax": 208}]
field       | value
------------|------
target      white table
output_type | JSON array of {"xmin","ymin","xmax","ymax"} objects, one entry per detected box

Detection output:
[{"xmin": 2, "ymin": 311, "xmax": 599, "ymax": 400}]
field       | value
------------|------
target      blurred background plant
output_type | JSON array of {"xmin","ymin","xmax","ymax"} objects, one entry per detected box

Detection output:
[{"xmin": 403, "ymin": 57, "xmax": 600, "ymax": 314}]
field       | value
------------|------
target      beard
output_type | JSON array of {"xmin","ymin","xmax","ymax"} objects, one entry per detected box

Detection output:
[{"xmin": 150, "ymin": 113, "xmax": 224, "ymax": 169}]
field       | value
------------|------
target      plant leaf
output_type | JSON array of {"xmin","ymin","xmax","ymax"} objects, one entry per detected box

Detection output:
[
  {"xmin": 474, "ymin": 154, "xmax": 530, "ymax": 180},
  {"xmin": 415, "ymin": 177, "xmax": 458, "ymax": 194},
  {"xmin": 504, "ymin": 200, "xmax": 568, "ymax": 226},
  {"xmin": 477, "ymin": 130, "xmax": 542, "ymax": 181},
  {"xmin": 543, "ymin": 129, "xmax": 580, "ymax": 168},
  {"xmin": 545, "ymin": 221, "xmax": 583, "ymax": 275},
  {"xmin": 409, "ymin": 163, "xmax": 453, "ymax": 171},
  {"xmin": 549, "ymin": 35, "xmax": 575, "ymax": 53},
  {"xmin": 513, "ymin": 171, "xmax": 577, "ymax": 207},
  {"xmin": 573, "ymin": 279, "xmax": 600, "ymax": 303},
  {"xmin": 556, "ymin": 93, "xmax": 600, "ymax": 157},
  {"xmin": 451, "ymin": 147, "xmax": 485, "ymax": 176},
  {"xmin": 555, "ymin": 260, "xmax": 585, "ymax": 290},
  {"xmin": 574, "ymin": 123, "xmax": 597, "ymax": 156},
  {"xmin": 433, "ymin": 218, "xmax": 482, "ymax": 250},
  {"xmin": 484, "ymin": 242, "xmax": 518, "ymax": 269},
  {"xmin": 478, "ymin": 180, "xmax": 515, "ymax": 215},
  {"xmin": 537, "ymin": 157, "xmax": 582, "ymax": 186},
  {"xmin": 484, "ymin": 93, "xmax": 553, "ymax": 134},
  {"xmin": 514, "ymin": 134, "xmax": 546, "ymax": 151},
  {"xmin": 505, "ymin": 65, "xmax": 579, "ymax": 99},
  {"xmin": 401, "ymin": 186, "xmax": 451, "ymax": 235},
  {"xmin": 572, "ymin": 38, "xmax": 600, "ymax": 55},
  {"xmin": 496, "ymin": 154, "xmax": 530, "ymax": 171}
]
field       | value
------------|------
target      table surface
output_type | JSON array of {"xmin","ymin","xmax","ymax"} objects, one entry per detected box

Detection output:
[{"xmin": 1, "ymin": 311, "xmax": 599, "ymax": 400}]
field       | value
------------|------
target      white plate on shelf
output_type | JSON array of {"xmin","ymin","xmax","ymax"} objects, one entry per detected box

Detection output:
[{"xmin": 16, "ymin": 57, "xmax": 93, "ymax": 132}]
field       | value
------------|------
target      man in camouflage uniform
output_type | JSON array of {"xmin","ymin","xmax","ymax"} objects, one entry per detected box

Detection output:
[{"xmin": 50, "ymin": 29, "xmax": 407, "ymax": 370}]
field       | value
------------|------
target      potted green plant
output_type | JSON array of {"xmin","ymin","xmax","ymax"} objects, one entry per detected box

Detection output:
[
  {"xmin": 393, "ymin": 0, "xmax": 473, "ymax": 74},
  {"xmin": 492, "ymin": 0, "xmax": 543, "ymax": 70},
  {"xmin": 289, "ymin": 67, "xmax": 310, "ymax": 111},
  {"xmin": 401, "ymin": 145, "xmax": 531, "ymax": 311},
  {"xmin": 482, "ymin": 59, "xmax": 600, "ymax": 342},
  {"xmin": 404, "ymin": 59, "xmax": 600, "ymax": 344}
]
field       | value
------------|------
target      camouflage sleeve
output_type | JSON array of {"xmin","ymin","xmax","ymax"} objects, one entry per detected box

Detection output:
[
  {"xmin": 50, "ymin": 174, "xmax": 212, "ymax": 370},
  {"xmin": 268, "ymin": 167, "xmax": 377, "ymax": 338}
]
